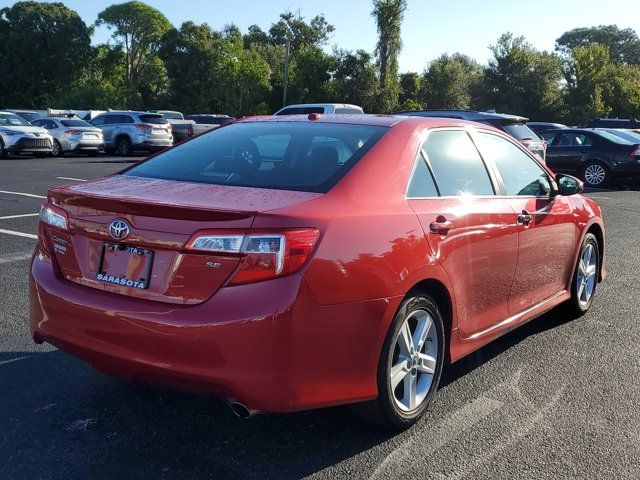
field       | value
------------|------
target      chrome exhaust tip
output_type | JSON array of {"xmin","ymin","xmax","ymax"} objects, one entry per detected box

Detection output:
[{"xmin": 226, "ymin": 398, "xmax": 259, "ymax": 419}]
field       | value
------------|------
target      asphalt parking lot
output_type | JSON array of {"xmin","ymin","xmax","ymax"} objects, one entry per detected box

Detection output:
[{"xmin": 1, "ymin": 154, "xmax": 639, "ymax": 480}]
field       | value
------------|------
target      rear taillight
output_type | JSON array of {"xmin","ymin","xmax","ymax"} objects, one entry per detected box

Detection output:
[
  {"xmin": 631, "ymin": 146, "xmax": 640, "ymax": 157},
  {"xmin": 39, "ymin": 202, "xmax": 69, "ymax": 231},
  {"xmin": 64, "ymin": 130, "xmax": 81, "ymax": 135},
  {"xmin": 135, "ymin": 123, "xmax": 153, "ymax": 132},
  {"xmin": 188, "ymin": 125, "xmax": 194, "ymax": 136},
  {"xmin": 186, "ymin": 229, "xmax": 319, "ymax": 285},
  {"xmin": 167, "ymin": 124, "xmax": 172, "ymax": 131}
]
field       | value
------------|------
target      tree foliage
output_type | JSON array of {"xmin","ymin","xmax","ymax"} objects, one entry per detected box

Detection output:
[
  {"xmin": 422, "ymin": 53, "xmax": 483, "ymax": 110},
  {"xmin": 556, "ymin": 25, "xmax": 640, "ymax": 64},
  {"xmin": 0, "ymin": 1, "xmax": 92, "ymax": 108},
  {"xmin": 96, "ymin": 0, "xmax": 171, "ymax": 97}
]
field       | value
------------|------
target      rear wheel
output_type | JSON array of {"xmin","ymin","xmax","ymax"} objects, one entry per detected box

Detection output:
[
  {"xmin": 564, "ymin": 233, "xmax": 599, "ymax": 316},
  {"xmin": 582, "ymin": 162, "xmax": 609, "ymax": 188},
  {"xmin": 351, "ymin": 292, "xmax": 445, "ymax": 429},
  {"xmin": 116, "ymin": 136, "xmax": 132, "ymax": 156},
  {"xmin": 51, "ymin": 140, "xmax": 63, "ymax": 157},
  {"xmin": 0, "ymin": 141, "xmax": 6, "ymax": 159}
]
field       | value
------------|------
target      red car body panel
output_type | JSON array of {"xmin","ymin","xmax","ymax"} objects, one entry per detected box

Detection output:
[{"xmin": 29, "ymin": 115, "xmax": 606, "ymax": 412}]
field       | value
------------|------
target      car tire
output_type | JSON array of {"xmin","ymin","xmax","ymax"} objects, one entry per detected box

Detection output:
[
  {"xmin": 581, "ymin": 162, "xmax": 609, "ymax": 188},
  {"xmin": 116, "ymin": 137, "xmax": 132, "ymax": 157},
  {"xmin": 564, "ymin": 233, "xmax": 599, "ymax": 317},
  {"xmin": 52, "ymin": 140, "xmax": 63, "ymax": 157},
  {"xmin": 351, "ymin": 291, "xmax": 445, "ymax": 429},
  {"xmin": 0, "ymin": 141, "xmax": 6, "ymax": 159}
]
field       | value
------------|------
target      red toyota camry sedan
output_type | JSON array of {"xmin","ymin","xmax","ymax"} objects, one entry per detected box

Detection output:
[{"xmin": 30, "ymin": 114, "xmax": 605, "ymax": 428}]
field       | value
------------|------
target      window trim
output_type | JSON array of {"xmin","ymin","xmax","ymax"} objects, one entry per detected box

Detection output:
[{"xmin": 406, "ymin": 127, "xmax": 500, "ymax": 200}]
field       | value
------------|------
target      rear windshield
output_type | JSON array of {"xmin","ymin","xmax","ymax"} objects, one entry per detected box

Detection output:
[
  {"xmin": 502, "ymin": 123, "xmax": 539, "ymax": 141},
  {"xmin": 61, "ymin": 119, "xmax": 93, "ymax": 127},
  {"xmin": 139, "ymin": 114, "xmax": 168, "ymax": 125},
  {"xmin": 17, "ymin": 112, "xmax": 40, "ymax": 121},
  {"xmin": 123, "ymin": 122, "xmax": 386, "ymax": 193},
  {"xmin": 596, "ymin": 130, "xmax": 634, "ymax": 145},
  {"xmin": 161, "ymin": 112, "xmax": 183, "ymax": 120},
  {"xmin": 602, "ymin": 129, "xmax": 640, "ymax": 143}
]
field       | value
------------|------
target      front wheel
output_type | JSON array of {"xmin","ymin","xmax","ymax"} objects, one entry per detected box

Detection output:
[
  {"xmin": 564, "ymin": 233, "xmax": 599, "ymax": 317},
  {"xmin": 582, "ymin": 162, "xmax": 609, "ymax": 188},
  {"xmin": 351, "ymin": 292, "xmax": 445, "ymax": 429}
]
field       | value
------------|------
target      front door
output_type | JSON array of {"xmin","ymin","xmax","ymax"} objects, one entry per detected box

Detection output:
[
  {"xmin": 407, "ymin": 129, "xmax": 520, "ymax": 337},
  {"xmin": 474, "ymin": 132, "xmax": 577, "ymax": 315},
  {"xmin": 546, "ymin": 132, "xmax": 593, "ymax": 175}
]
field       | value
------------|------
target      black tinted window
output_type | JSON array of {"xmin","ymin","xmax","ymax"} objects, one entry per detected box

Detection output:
[
  {"xmin": 61, "ymin": 119, "xmax": 92, "ymax": 127},
  {"xmin": 90, "ymin": 116, "xmax": 105, "ymax": 126},
  {"xmin": 139, "ymin": 114, "xmax": 168, "ymax": 125},
  {"xmin": 124, "ymin": 122, "xmax": 386, "ymax": 193},
  {"xmin": 476, "ymin": 133, "xmax": 551, "ymax": 197},
  {"xmin": 120, "ymin": 115, "xmax": 134, "ymax": 124},
  {"xmin": 407, "ymin": 153, "xmax": 438, "ymax": 197},
  {"xmin": 424, "ymin": 130, "xmax": 494, "ymax": 196}
]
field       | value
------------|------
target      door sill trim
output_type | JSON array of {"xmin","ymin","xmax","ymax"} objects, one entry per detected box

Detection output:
[{"xmin": 463, "ymin": 290, "xmax": 567, "ymax": 340}]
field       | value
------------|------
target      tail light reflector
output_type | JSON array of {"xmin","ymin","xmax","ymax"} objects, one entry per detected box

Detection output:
[
  {"xmin": 186, "ymin": 229, "xmax": 319, "ymax": 285},
  {"xmin": 631, "ymin": 146, "xmax": 640, "ymax": 157},
  {"xmin": 39, "ymin": 202, "xmax": 69, "ymax": 231},
  {"xmin": 64, "ymin": 130, "xmax": 82, "ymax": 135}
]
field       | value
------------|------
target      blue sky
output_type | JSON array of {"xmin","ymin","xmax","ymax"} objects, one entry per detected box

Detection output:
[{"xmin": 3, "ymin": 0, "xmax": 640, "ymax": 72}]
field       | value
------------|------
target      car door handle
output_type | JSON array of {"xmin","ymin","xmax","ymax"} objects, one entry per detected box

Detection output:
[
  {"xmin": 429, "ymin": 218, "xmax": 454, "ymax": 234},
  {"xmin": 517, "ymin": 210, "xmax": 533, "ymax": 225}
]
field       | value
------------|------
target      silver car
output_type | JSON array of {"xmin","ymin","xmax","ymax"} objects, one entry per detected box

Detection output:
[
  {"xmin": 89, "ymin": 111, "xmax": 173, "ymax": 156},
  {"xmin": 31, "ymin": 117, "xmax": 104, "ymax": 157},
  {"xmin": 0, "ymin": 111, "xmax": 53, "ymax": 158}
]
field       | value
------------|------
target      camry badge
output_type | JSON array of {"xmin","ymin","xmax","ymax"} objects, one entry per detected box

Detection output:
[{"xmin": 109, "ymin": 220, "xmax": 130, "ymax": 240}]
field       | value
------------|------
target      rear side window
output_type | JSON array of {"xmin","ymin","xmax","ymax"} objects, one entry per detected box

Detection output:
[
  {"xmin": 407, "ymin": 153, "xmax": 438, "ymax": 197},
  {"xmin": 554, "ymin": 133, "xmax": 593, "ymax": 147},
  {"xmin": 123, "ymin": 122, "xmax": 386, "ymax": 193},
  {"xmin": 476, "ymin": 133, "xmax": 551, "ymax": 197},
  {"xmin": 139, "ymin": 114, "xmax": 168, "ymax": 125},
  {"xmin": 423, "ymin": 130, "xmax": 494, "ymax": 196},
  {"xmin": 90, "ymin": 116, "xmax": 105, "ymax": 126}
]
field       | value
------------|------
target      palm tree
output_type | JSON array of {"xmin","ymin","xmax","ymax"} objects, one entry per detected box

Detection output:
[{"xmin": 371, "ymin": 0, "xmax": 407, "ymax": 112}]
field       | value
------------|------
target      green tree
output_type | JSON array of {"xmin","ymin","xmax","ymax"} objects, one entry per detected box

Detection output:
[
  {"xmin": 397, "ymin": 72, "xmax": 423, "ymax": 111},
  {"xmin": 556, "ymin": 25, "xmax": 640, "ymax": 64},
  {"xmin": 268, "ymin": 11, "xmax": 334, "ymax": 52},
  {"xmin": 0, "ymin": 1, "xmax": 92, "ymax": 108},
  {"xmin": 483, "ymin": 33, "xmax": 564, "ymax": 119},
  {"xmin": 422, "ymin": 53, "xmax": 483, "ymax": 109},
  {"xmin": 96, "ymin": 1, "xmax": 171, "ymax": 101},
  {"xmin": 329, "ymin": 49, "xmax": 379, "ymax": 112},
  {"xmin": 564, "ymin": 44, "xmax": 613, "ymax": 123},
  {"xmin": 608, "ymin": 63, "xmax": 640, "ymax": 119},
  {"xmin": 371, "ymin": 0, "xmax": 407, "ymax": 112}
]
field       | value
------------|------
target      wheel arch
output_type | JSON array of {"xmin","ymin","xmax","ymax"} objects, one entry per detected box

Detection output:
[
  {"xmin": 407, "ymin": 278, "xmax": 454, "ymax": 363},
  {"xmin": 586, "ymin": 222, "xmax": 605, "ymax": 282}
]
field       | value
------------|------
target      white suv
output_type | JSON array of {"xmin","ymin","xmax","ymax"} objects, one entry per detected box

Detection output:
[
  {"xmin": 274, "ymin": 103, "xmax": 364, "ymax": 115},
  {"xmin": 0, "ymin": 111, "xmax": 53, "ymax": 159}
]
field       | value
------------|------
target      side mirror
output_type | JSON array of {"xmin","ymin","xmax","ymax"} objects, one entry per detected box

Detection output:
[{"xmin": 555, "ymin": 174, "xmax": 584, "ymax": 196}]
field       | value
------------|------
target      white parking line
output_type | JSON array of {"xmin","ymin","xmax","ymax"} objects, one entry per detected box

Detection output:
[
  {"xmin": 0, "ymin": 213, "xmax": 39, "ymax": 220},
  {"xmin": 0, "ymin": 228, "xmax": 38, "ymax": 240},
  {"xmin": 0, "ymin": 190, "xmax": 46, "ymax": 199},
  {"xmin": 0, "ymin": 355, "xmax": 30, "ymax": 366},
  {"xmin": 0, "ymin": 252, "xmax": 32, "ymax": 265},
  {"xmin": 56, "ymin": 176, "xmax": 86, "ymax": 182}
]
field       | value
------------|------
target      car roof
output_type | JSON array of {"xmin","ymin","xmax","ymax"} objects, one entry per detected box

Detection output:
[
  {"xmin": 397, "ymin": 109, "xmax": 529, "ymax": 123},
  {"xmin": 280, "ymin": 103, "xmax": 361, "ymax": 108},
  {"xmin": 237, "ymin": 113, "xmax": 498, "ymax": 130}
]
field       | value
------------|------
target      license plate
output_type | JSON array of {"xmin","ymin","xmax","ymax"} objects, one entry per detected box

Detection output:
[
  {"xmin": 96, "ymin": 243, "xmax": 153, "ymax": 289},
  {"xmin": 83, "ymin": 134, "xmax": 98, "ymax": 139}
]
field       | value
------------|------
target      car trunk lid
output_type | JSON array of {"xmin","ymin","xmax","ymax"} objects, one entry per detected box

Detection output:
[{"xmin": 44, "ymin": 175, "xmax": 321, "ymax": 304}]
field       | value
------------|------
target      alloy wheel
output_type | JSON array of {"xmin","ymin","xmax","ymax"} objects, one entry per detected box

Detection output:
[
  {"xmin": 576, "ymin": 243, "xmax": 597, "ymax": 307},
  {"xmin": 390, "ymin": 309, "xmax": 438, "ymax": 412},
  {"xmin": 584, "ymin": 164, "xmax": 606, "ymax": 186},
  {"xmin": 52, "ymin": 141, "xmax": 61, "ymax": 156}
]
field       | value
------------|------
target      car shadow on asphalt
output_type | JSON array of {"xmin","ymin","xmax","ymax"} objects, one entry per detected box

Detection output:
[{"xmin": 0, "ymin": 307, "xmax": 577, "ymax": 480}]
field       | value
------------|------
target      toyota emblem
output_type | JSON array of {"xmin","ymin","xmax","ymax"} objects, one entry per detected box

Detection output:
[{"xmin": 109, "ymin": 220, "xmax": 130, "ymax": 240}]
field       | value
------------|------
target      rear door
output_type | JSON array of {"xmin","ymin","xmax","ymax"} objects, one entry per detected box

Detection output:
[
  {"xmin": 97, "ymin": 114, "xmax": 121, "ymax": 147},
  {"xmin": 474, "ymin": 131, "xmax": 576, "ymax": 314},
  {"xmin": 407, "ymin": 129, "xmax": 520, "ymax": 337}
]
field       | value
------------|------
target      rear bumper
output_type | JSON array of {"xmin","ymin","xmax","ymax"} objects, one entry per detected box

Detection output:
[
  {"xmin": 29, "ymin": 249, "xmax": 393, "ymax": 412},
  {"xmin": 612, "ymin": 159, "xmax": 640, "ymax": 181},
  {"xmin": 132, "ymin": 139, "xmax": 173, "ymax": 151}
]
